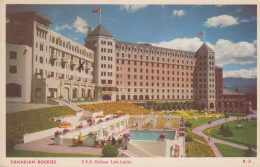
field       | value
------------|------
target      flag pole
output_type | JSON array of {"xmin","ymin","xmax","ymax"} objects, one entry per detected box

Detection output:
[
  {"xmin": 100, "ymin": 6, "xmax": 101, "ymax": 24},
  {"xmin": 204, "ymin": 30, "xmax": 206, "ymax": 43}
]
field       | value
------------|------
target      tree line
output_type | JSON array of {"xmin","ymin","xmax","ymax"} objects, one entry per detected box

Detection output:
[{"xmin": 143, "ymin": 101, "xmax": 200, "ymax": 111}]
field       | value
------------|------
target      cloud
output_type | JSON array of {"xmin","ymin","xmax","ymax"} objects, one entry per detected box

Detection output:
[
  {"xmin": 55, "ymin": 24, "xmax": 73, "ymax": 31},
  {"xmin": 223, "ymin": 67, "xmax": 257, "ymax": 78},
  {"xmin": 172, "ymin": 10, "xmax": 185, "ymax": 17},
  {"xmin": 240, "ymin": 16, "xmax": 257, "ymax": 23},
  {"xmin": 55, "ymin": 16, "xmax": 88, "ymax": 34},
  {"xmin": 150, "ymin": 37, "xmax": 203, "ymax": 52},
  {"xmin": 147, "ymin": 37, "xmax": 256, "ymax": 67},
  {"xmin": 204, "ymin": 15, "xmax": 239, "ymax": 28},
  {"xmin": 120, "ymin": 5, "xmax": 148, "ymax": 13},
  {"xmin": 208, "ymin": 39, "xmax": 257, "ymax": 66},
  {"xmin": 73, "ymin": 16, "xmax": 88, "ymax": 34}
]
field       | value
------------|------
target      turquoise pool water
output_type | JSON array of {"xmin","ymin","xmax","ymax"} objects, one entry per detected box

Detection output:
[{"xmin": 130, "ymin": 130, "xmax": 176, "ymax": 140}]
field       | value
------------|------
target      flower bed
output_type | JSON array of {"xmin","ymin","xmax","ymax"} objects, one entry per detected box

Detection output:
[
  {"xmin": 185, "ymin": 132, "xmax": 215, "ymax": 157},
  {"xmin": 78, "ymin": 102, "xmax": 164, "ymax": 116},
  {"xmin": 59, "ymin": 121, "xmax": 72, "ymax": 128}
]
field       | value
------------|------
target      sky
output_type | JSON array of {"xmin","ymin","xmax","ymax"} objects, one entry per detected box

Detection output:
[{"xmin": 6, "ymin": 5, "xmax": 257, "ymax": 78}]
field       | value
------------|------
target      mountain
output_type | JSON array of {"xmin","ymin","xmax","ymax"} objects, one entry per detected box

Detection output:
[{"xmin": 223, "ymin": 77, "xmax": 257, "ymax": 94}]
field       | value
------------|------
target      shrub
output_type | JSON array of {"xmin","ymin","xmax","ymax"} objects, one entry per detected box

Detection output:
[
  {"xmin": 102, "ymin": 145, "xmax": 118, "ymax": 157},
  {"xmin": 6, "ymin": 138, "xmax": 16, "ymax": 152},
  {"xmin": 185, "ymin": 121, "xmax": 192, "ymax": 128},
  {"xmin": 244, "ymin": 147, "xmax": 254, "ymax": 157},
  {"xmin": 220, "ymin": 124, "xmax": 233, "ymax": 137},
  {"xmin": 185, "ymin": 133, "xmax": 193, "ymax": 142}
]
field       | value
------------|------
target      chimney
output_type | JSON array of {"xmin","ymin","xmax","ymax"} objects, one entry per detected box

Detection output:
[
  {"xmin": 235, "ymin": 88, "xmax": 240, "ymax": 92},
  {"xmin": 87, "ymin": 26, "xmax": 92, "ymax": 34}
]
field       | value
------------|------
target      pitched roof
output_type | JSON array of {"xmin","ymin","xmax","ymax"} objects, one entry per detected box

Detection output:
[
  {"xmin": 223, "ymin": 89, "xmax": 244, "ymax": 95},
  {"xmin": 116, "ymin": 41, "xmax": 195, "ymax": 55},
  {"xmin": 88, "ymin": 24, "xmax": 112, "ymax": 37},
  {"xmin": 7, "ymin": 11, "xmax": 54, "ymax": 24},
  {"xmin": 215, "ymin": 65, "xmax": 222, "ymax": 69},
  {"xmin": 196, "ymin": 43, "xmax": 214, "ymax": 53}
]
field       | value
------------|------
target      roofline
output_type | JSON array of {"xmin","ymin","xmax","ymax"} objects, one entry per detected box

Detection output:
[
  {"xmin": 7, "ymin": 11, "xmax": 54, "ymax": 24},
  {"xmin": 116, "ymin": 41, "xmax": 195, "ymax": 55}
]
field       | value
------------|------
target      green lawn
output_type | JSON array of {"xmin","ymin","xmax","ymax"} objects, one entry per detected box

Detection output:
[
  {"xmin": 6, "ymin": 106, "xmax": 76, "ymax": 152},
  {"xmin": 204, "ymin": 120, "xmax": 257, "ymax": 148},
  {"xmin": 215, "ymin": 143, "xmax": 256, "ymax": 157},
  {"xmin": 187, "ymin": 117, "xmax": 224, "ymax": 128},
  {"xmin": 7, "ymin": 150, "xmax": 100, "ymax": 157}
]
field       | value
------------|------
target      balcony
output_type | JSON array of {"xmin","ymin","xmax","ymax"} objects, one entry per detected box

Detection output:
[
  {"xmin": 86, "ymin": 64, "xmax": 92, "ymax": 69},
  {"xmin": 84, "ymin": 78, "xmax": 88, "ymax": 82},
  {"xmin": 102, "ymin": 91, "xmax": 114, "ymax": 94},
  {"xmin": 36, "ymin": 23, "xmax": 49, "ymax": 31},
  {"xmin": 69, "ymin": 76, "xmax": 73, "ymax": 80},
  {"xmin": 50, "ymin": 54, "xmax": 58, "ymax": 61},
  {"xmin": 99, "ymin": 84, "xmax": 117, "ymax": 88},
  {"xmin": 61, "ymin": 57, "xmax": 69, "ymax": 64},
  {"xmin": 77, "ymin": 77, "xmax": 81, "ymax": 81},
  {"xmin": 70, "ymin": 59, "xmax": 77, "ymax": 66},
  {"xmin": 59, "ymin": 74, "xmax": 64, "ymax": 79}
]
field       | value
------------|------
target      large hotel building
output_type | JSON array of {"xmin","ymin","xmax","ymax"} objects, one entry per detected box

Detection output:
[{"xmin": 6, "ymin": 11, "xmax": 252, "ymax": 113}]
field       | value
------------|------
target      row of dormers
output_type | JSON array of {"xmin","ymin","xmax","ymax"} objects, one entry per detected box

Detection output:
[
  {"xmin": 48, "ymin": 30, "xmax": 93, "ymax": 59},
  {"xmin": 115, "ymin": 41, "xmax": 196, "ymax": 60}
]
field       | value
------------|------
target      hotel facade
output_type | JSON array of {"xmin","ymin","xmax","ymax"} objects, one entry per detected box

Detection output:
[{"xmin": 6, "ymin": 11, "xmax": 252, "ymax": 113}]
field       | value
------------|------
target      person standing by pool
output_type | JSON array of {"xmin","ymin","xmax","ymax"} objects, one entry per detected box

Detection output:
[
  {"xmin": 101, "ymin": 138, "xmax": 106, "ymax": 147},
  {"xmin": 112, "ymin": 137, "xmax": 116, "ymax": 145},
  {"xmin": 108, "ymin": 136, "xmax": 111, "ymax": 145},
  {"xmin": 78, "ymin": 132, "xmax": 83, "ymax": 145},
  {"xmin": 118, "ymin": 135, "xmax": 122, "ymax": 148}
]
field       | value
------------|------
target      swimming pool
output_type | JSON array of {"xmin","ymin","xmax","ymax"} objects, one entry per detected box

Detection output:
[{"xmin": 130, "ymin": 130, "xmax": 176, "ymax": 140}]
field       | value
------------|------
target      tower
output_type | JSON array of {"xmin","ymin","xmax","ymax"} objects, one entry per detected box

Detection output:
[
  {"xmin": 85, "ymin": 24, "xmax": 117, "ymax": 101},
  {"xmin": 195, "ymin": 43, "xmax": 216, "ymax": 113}
]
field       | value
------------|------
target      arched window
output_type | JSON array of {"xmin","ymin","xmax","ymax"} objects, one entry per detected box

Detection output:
[
  {"xmin": 6, "ymin": 83, "xmax": 21, "ymax": 97},
  {"xmin": 210, "ymin": 103, "xmax": 214, "ymax": 109}
]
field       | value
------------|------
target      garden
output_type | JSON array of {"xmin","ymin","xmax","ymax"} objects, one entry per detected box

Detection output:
[
  {"xmin": 143, "ymin": 101, "xmax": 199, "ymax": 111},
  {"xmin": 6, "ymin": 106, "xmax": 76, "ymax": 152},
  {"xmin": 203, "ymin": 120, "xmax": 257, "ymax": 148},
  {"xmin": 78, "ymin": 102, "xmax": 164, "ymax": 116},
  {"xmin": 168, "ymin": 110, "xmax": 224, "ymax": 130},
  {"xmin": 185, "ymin": 132, "xmax": 215, "ymax": 157},
  {"xmin": 215, "ymin": 143, "xmax": 256, "ymax": 157}
]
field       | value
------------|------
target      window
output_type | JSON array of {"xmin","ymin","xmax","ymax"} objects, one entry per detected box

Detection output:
[
  {"xmin": 6, "ymin": 83, "xmax": 21, "ymax": 97},
  {"xmin": 40, "ymin": 44, "xmax": 44, "ymax": 51},
  {"xmin": 10, "ymin": 51, "xmax": 17, "ymax": 59},
  {"xmin": 35, "ymin": 88, "xmax": 41, "ymax": 98},
  {"xmin": 9, "ymin": 66, "xmax": 17, "ymax": 73},
  {"xmin": 40, "ymin": 57, "xmax": 43, "ymax": 64}
]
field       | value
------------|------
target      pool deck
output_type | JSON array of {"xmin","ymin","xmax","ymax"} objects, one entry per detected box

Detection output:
[{"xmin": 14, "ymin": 127, "xmax": 178, "ymax": 157}]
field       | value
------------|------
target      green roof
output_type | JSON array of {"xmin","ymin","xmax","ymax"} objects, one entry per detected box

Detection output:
[{"xmin": 88, "ymin": 24, "xmax": 112, "ymax": 37}]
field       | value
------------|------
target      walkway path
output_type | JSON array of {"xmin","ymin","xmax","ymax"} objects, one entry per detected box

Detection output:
[{"xmin": 192, "ymin": 114, "xmax": 257, "ymax": 157}]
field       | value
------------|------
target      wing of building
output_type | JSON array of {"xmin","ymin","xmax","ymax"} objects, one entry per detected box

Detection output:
[{"xmin": 6, "ymin": 11, "xmax": 252, "ymax": 113}]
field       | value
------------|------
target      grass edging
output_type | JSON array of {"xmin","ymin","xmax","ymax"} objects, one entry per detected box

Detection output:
[
  {"xmin": 215, "ymin": 143, "xmax": 256, "ymax": 157},
  {"xmin": 203, "ymin": 121, "xmax": 257, "ymax": 148},
  {"xmin": 7, "ymin": 150, "xmax": 100, "ymax": 157}
]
